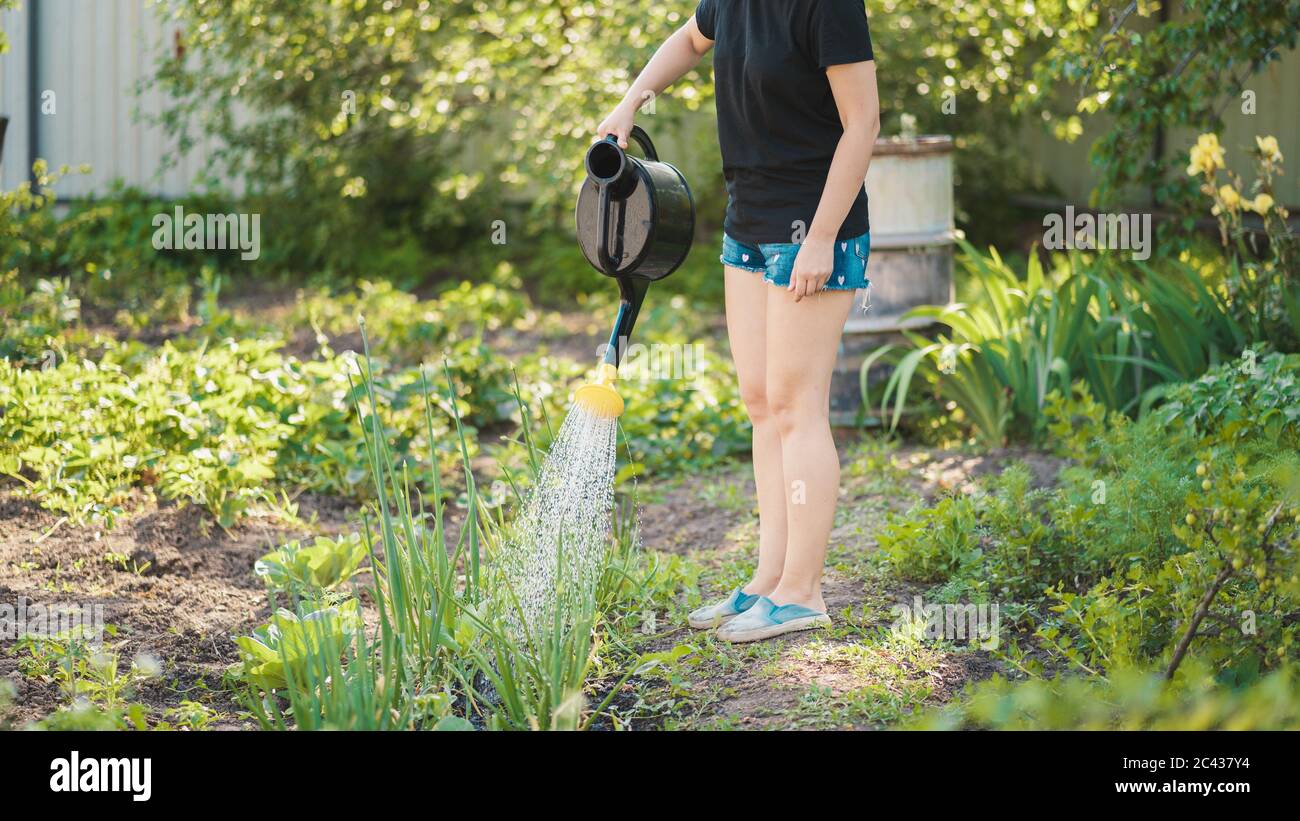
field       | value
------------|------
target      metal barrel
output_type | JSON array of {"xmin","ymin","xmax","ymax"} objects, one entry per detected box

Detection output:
[{"xmin": 831, "ymin": 136, "xmax": 956, "ymax": 426}]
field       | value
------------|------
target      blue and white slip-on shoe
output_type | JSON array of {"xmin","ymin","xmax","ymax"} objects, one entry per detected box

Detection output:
[
  {"xmin": 715, "ymin": 596, "xmax": 831, "ymax": 643},
  {"xmin": 687, "ymin": 588, "xmax": 760, "ymax": 629}
]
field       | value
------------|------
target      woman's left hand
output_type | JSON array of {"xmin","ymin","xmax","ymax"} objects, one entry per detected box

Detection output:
[{"xmin": 789, "ymin": 238, "xmax": 834, "ymax": 302}]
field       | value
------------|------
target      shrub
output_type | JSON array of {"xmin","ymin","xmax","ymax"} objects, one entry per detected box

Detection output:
[
  {"xmin": 0, "ymin": 271, "xmax": 88, "ymax": 366},
  {"xmin": 1027, "ymin": 1, "xmax": 1300, "ymax": 213},
  {"xmin": 1157, "ymin": 346, "xmax": 1300, "ymax": 447},
  {"xmin": 881, "ymin": 352, "xmax": 1300, "ymax": 695},
  {"xmin": 877, "ymin": 495, "xmax": 980, "ymax": 583},
  {"xmin": 0, "ymin": 167, "xmax": 242, "ymax": 332},
  {"xmin": 149, "ymin": 1, "xmax": 707, "ymax": 275},
  {"xmin": 914, "ymin": 661, "xmax": 1300, "ymax": 730}
]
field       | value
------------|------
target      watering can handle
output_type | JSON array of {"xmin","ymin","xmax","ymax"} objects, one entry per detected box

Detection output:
[
  {"xmin": 595, "ymin": 125, "xmax": 658, "ymax": 273},
  {"xmin": 603, "ymin": 125, "xmax": 658, "ymax": 162},
  {"xmin": 596, "ymin": 183, "xmax": 619, "ymax": 274}
]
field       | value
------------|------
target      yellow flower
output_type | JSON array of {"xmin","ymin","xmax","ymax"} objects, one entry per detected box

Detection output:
[
  {"xmin": 1250, "ymin": 193, "xmax": 1274, "ymax": 215},
  {"xmin": 1218, "ymin": 184, "xmax": 1241, "ymax": 210},
  {"xmin": 1187, "ymin": 133, "xmax": 1226, "ymax": 176},
  {"xmin": 1256, "ymin": 135, "xmax": 1283, "ymax": 163}
]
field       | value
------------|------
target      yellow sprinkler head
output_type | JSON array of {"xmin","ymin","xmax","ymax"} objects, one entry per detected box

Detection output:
[{"xmin": 573, "ymin": 362, "xmax": 624, "ymax": 419}]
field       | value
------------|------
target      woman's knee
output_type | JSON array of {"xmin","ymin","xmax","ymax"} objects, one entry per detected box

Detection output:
[
  {"xmin": 738, "ymin": 383, "xmax": 771, "ymax": 424},
  {"xmin": 767, "ymin": 388, "xmax": 827, "ymax": 436}
]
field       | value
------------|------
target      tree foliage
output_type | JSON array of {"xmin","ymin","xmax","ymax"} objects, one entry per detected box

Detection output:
[
  {"xmin": 156, "ymin": 0, "xmax": 1074, "ymax": 247},
  {"xmin": 1025, "ymin": 0, "xmax": 1300, "ymax": 208},
  {"xmin": 147, "ymin": 0, "xmax": 1300, "ymax": 267},
  {"xmin": 867, "ymin": 0, "xmax": 1071, "ymax": 235},
  {"xmin": 150, "ymin": 0, "xmax": 707, "ymax": 270}
]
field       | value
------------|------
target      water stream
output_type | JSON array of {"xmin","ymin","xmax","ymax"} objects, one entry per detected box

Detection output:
[{"xmin": 494, "ymin": 404, "xmax": 620, "ymax": 638}]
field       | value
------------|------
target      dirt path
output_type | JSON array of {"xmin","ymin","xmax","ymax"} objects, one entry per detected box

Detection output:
[{"xmin": 625, "ymin": 436, "xmax": 1064, "ymax": 729}]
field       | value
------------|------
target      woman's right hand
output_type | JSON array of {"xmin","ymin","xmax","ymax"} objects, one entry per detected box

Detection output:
[{"xmin": 595, "ymin": 100, "xmax": 637, "ymax": 149}]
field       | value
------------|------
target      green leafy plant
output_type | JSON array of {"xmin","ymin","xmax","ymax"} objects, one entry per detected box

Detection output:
[
  {"xmin": 15, "ymin": 625, "xmax": 157, "ymax": 730},
  {"xmin": 233, "ymin": 601, "xmax": 364, "ymax": 693},
  {"xmin": 882, "ymin": 352, "xmax": 1300, "ymax": 728},
  {"xmin": 255, "ymin": 534, "xmax": 370, "ymax": 594},
  {"xmin": 914, "ymin": 660, "xmax": 1300, "ymax": 730},
  {"xmin": 1026, "ymin": 0, "xmax": 1300, "ymax": 213},
  {"xmin": 148, "ymin": 1, "xmax": 710, "ymax": 274},
  {"xmin": 0, "ymin": 326, "xmax": 491, "ymax": 526},
  {"xmin": 231, "ymin": 339, "xmax": 656, "ymax": 731},
  {"xmin": 863, "ymin": 241, "xmax": 1241, "ymax": 445},
  {"xmin": 1188, "ymin": 134, "xmax": 1300, "ymax": 352},
  {"xmin": 1157, "ymin": 347, "xmax": 1300, "ymax": 446},
  {"xmin": 158, "ymin": 700, "xmax": 221, "ymax": 731},
  {"xmin": 876, "ymin": 495, "xmax": 981, "ymax": 583}
]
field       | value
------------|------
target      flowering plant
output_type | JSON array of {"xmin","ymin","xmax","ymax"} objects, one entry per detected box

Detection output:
[{"xmin": 1188, "ymin": 133, "xmax": 1299, "ymax": 350}]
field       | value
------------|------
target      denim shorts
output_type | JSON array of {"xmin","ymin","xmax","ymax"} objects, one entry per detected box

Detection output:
[{"xmin": 720, "ymin": 231, "xmax": 870, "ymax": 291}]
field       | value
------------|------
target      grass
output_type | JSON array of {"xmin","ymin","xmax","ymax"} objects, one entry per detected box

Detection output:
[{"xmin": 768, "ymin": 637, "xmax": 945, "ymax": 729}]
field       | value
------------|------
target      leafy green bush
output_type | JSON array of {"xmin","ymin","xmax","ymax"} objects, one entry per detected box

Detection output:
[
  {"xmin": 877, "ymin": 495, "xmax": 980, "ymax": 583},
  {"xmin": 0, "ymin": 166, "xmax": 244, "ymax": 332},
  {"xmin": 882, "ymin": 352, "xmax": 1300, "ymax": 716},
  {"xmin": 149, "ymin": 1, "xmax": 711, "ymax": 276},
  {"xmin": 914, "ymin": 661, "xmax": 1300, "ymax": 730},
  {"xmin": 0, "ymin": 161, "xmax": 80, "ymax": 272},
  {"xmin": 0, "ymin": 271, "xmax": 89, "ymax": 366},
  {"xmin": 615, "ymin": 343, "xmax": 749, "ymax": 479},
  {"xmin": 0, "ymin": 335, "xmax": 482, "ymax": 526},
  {"xmin": 1158, "ymin": 347, "xmax": 1300, "ymax": 447},
  {"xmin": 1027, "ymin": 1, "xmax": 1300, "ymax": 213},
  {"xmin": 3, "ymin": 338, "xmax": 290, "ymax": 525},
  {"xmin": 292, "ymin": 277, "xmax": 531, "ymax": 361},
  {"xmin": 881, "ymin": 461, "xmax": 1104, "ymax": 602},
  {"xmin": 867, "ymin": 0, "xmax": 1070, "ymax": 241}
]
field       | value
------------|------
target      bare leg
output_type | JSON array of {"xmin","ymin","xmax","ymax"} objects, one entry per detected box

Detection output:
[
  {"xmin": 764, "ymin": 287, "xmax": 854, "ymax": 612},
  {"xmin": 723, "ymin": 266, "xmax": 786, "ymax": 595}
]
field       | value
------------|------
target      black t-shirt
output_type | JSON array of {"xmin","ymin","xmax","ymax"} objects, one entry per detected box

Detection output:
[{"xmin": 694, "ymin": 0, "xmax": 874, "ymax": 244}]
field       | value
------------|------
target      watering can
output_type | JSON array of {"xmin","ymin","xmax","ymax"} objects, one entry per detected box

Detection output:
[{"xmin": 573, "ymin": 125, "xmax": 694, "ymax": 418}]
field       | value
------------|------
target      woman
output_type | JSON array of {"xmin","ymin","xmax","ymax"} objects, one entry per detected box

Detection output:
[{"xmin": 597, "ymin": 0, "xmax": 879, "ymax": 642}]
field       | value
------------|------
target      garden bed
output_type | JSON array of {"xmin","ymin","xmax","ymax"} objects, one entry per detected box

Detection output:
[
  {"xmin": 0, "ymin": 490, "xmax": 356, "ymax": 728},
  {"xmin": 1, "ymin": 431, "xmax": 1063, "ymax": 730}
]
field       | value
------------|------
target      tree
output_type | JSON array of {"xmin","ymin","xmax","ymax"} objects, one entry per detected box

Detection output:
[
  {"xmin": 1025, "ymin": 0, "xmax": 1300, "ymax": 209},
  {"xmin": 149, "ymin": 0, "xmax": 707, "ymax": 271}
]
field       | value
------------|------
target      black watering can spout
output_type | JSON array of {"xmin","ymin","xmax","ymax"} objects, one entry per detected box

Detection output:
[
  {"xmin": 603, "ymin": 276, "xmax": 651, "ymax": 367},
  {"xmin": 573, "ymin": 125, "xmax": 694, "ymax": 418}
]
